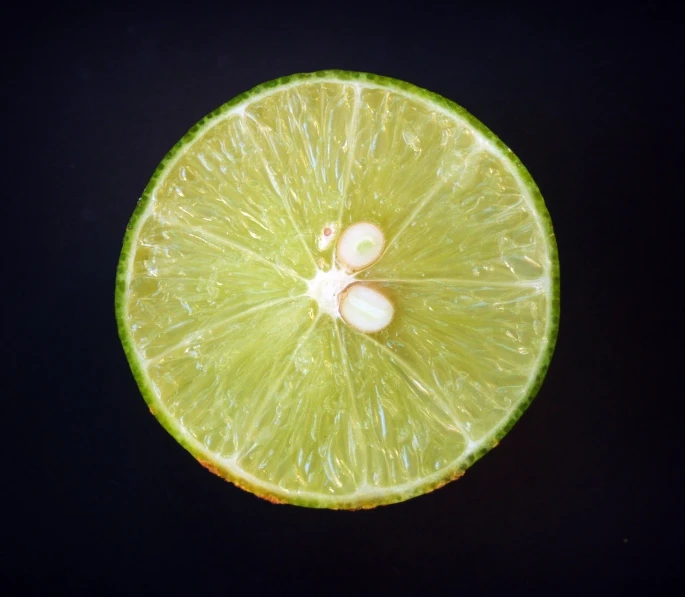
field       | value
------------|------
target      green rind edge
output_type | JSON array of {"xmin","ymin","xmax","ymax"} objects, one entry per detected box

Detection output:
[{"xmin": 115, "ymin": 70, "xmax": 560, "ymax": 509}]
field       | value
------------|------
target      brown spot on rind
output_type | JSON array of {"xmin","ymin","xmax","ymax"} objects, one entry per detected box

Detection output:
[
  {"xmin": 258, "ymin": 493, "xmax": 288, "ymax": 505},
  {"xmin": 197, "ymin": 459, "xmax": 288, "ymax": 504},
  {"xmin": 198, "ymin": 460, "xmax": 222, "ymax": 477},
  {"xmin": 432, "ymin": 470, "xmax": 465, "ymax": 492}
]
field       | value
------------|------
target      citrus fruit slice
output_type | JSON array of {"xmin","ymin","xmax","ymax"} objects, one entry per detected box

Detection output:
[{"xmin": 116, "ymin": 71, "xmax": 559, "ymax": 508}]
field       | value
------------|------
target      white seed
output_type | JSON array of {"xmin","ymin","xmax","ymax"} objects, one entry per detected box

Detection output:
[
  {"xmin": 336, "ymin": 222, "xmax": 384, "ymax": 271},
  {"xmin": 339, "ymin": 284, "xmax": 394, "ymax": 333},
  {"xmin": 317, "ymin": 223, "xmax": 337, "ymax": 251}
]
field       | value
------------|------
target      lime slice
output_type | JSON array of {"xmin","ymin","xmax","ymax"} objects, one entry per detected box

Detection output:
[{"xmin": 116, "ymin": 71, "xmax": 559, "ymax": 508}]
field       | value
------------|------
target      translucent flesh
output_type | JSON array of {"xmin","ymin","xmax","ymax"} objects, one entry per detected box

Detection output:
[{"xmin": 124, "ymin": 80, "xmax": 553, "ymax": 499}]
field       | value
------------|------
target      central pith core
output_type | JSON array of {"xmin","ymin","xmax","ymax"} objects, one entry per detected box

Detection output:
[
  {"xmin": 306, "ymin": 266, "xmax": 356, "ymax": 318},
  {"xmin": 306, "ymin": 222, "xmax": 394, "ymax": 333}
]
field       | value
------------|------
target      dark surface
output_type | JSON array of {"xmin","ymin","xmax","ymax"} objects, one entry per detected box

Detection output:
[{"xmin": 6, "ymin": 5, "xmax": 682, "ymax": 594}]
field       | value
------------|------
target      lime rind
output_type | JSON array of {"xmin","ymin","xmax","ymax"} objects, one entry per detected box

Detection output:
[{"xmin": 115, "ymin": 70, "xmax": 560, "ymax": 508}]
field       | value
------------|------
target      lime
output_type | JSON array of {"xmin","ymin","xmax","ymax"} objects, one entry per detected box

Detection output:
[{"xmin": 116, "ymin": 71, "xmax": 559, "ymax": 508}]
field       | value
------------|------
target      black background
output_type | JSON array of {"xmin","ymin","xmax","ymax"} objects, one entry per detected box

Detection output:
[{"xmin": 6, "ymin": 3, "xmax": 682, "ymax": 594}]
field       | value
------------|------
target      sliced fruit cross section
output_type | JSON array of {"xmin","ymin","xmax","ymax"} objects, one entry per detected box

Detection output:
[{"xmin": 116, "ymin": 71, "xmax": 559, "ymax": 508}]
